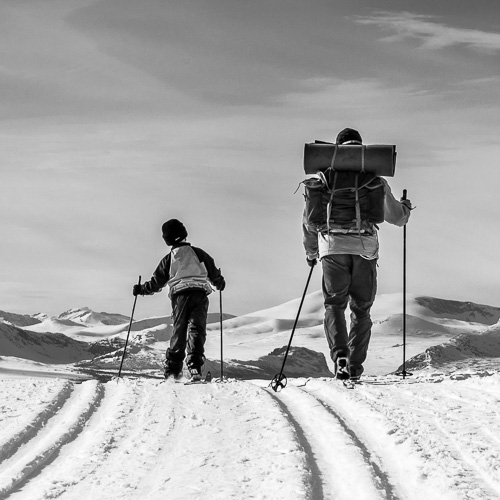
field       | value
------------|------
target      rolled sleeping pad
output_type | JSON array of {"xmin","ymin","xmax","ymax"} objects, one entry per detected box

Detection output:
[{"xmin": 304, "ymin": 142, "xmax": 396, "ymax": 177}]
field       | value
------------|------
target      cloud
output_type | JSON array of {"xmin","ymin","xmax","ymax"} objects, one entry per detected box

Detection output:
[
  {"xmin": 455, "ymin": 75, "xmax": 500, "ymax": 87},
  {"xmin": 354, "ymin": 11, "xmax": 500, "ymax": 53}
]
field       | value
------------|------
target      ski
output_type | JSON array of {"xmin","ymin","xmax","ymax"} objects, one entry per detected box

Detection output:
[{"xmin": 75, "ymin": 369, "xmax": 164, "ymax": 383}]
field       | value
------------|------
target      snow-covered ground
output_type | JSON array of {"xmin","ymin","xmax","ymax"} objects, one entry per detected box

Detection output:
[{"xmin": 1, "ymin": 293, "xmax": 500, "ymax": 499}]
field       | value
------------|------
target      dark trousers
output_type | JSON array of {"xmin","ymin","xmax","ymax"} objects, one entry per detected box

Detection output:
[
  {"xmin": 321, "ymin": 254, "xmax": 377, "ymax": 377},
  {"xmin": 166, "ymin": 290, "xmax": 209, "ymax": 373}
]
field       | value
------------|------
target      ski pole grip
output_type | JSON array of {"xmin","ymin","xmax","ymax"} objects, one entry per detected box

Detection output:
[
  {"xmin": 402, "ymin": 189, "xmax": 407, "ymax": 201},
  {"xmin": 137, "ymin": 275, "xmax": 142, "ymax": 285}
]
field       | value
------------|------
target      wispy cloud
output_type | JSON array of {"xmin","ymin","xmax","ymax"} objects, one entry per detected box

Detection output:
[
  {"xmin": 354, "ymin": 11, "xmax": 500, "ymax": 53},
  {"xmin": 455, "ymin": 75, "xmax": 500, "ymax": 86}
]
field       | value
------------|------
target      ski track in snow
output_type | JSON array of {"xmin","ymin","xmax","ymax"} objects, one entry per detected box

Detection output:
[
  {"xmin": 266, "ymin": 384, "xmax": 390, "ymax": 500},
  {"xmin": 0, "ymin": 379, "xmax": 308, "ymax": 500},
  {"xmin": 0, "ymin": 374, "xmax": 499, "ymax": 499},
  {"xmin": 0, "ymin": 380, "xmax": 105, "ymax": 498},
  {"xmin": 298, "ymin": 377, "xmax": 500, "ymax": 500}
]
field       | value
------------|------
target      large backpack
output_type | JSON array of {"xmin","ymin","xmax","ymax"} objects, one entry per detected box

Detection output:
[{"xmin": 303, "ymin": 169, "xmax": 384, "ymax": 233}]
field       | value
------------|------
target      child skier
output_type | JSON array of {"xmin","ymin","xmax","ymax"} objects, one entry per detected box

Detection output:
[{"xmin": 133, "ymin": 219, "xmax": 225, "ymax": 381}]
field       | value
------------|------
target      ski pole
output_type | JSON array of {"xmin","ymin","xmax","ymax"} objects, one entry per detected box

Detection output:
[
  {"xmin": 270, "ymin": 264, "xmax": 315, "ymax": 392},
  {"xmin": 396, "ymin": 190, "xmax": 412, "ymax": 379},
  {"xmin": 118, "ymin": 275, "xmax": 141, "ymax": 378},
  {"xmin": 220, "ymin": 289, "xmax": 224, "ymax": 380}
]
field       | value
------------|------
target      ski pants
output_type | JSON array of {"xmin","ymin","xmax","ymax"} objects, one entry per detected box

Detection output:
[
  {"xmin": 166, "ymin": 290, "xmax": 209, "ymax": 373},
  {"xmin": 321, "ymin": 254, "xmax": 377, "ymax": 377}
]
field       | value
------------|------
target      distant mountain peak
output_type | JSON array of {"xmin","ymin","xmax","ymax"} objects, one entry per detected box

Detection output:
[
  {"xmin": 415, "ymin": 296, "xmax": 500, "ymax": 325},
  {"xmin": 0, "ymin": 309, "xmax": 42, "ymax": 327},
  {"xmin": 57, "ymin": 308, "xmax": 129, "ymax": 326},
  {"xmin": 59, "ymin": 307, "xmax": 91, "ymax": 316},
  {"xmin": 58, "ymin": 308, "xmax": 93, "ymax": 323}
]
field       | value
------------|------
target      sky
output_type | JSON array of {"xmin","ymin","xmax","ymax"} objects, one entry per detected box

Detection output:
[{"xmin": 1, "ymin": 0, "xmax": 500, "ymax": 319}]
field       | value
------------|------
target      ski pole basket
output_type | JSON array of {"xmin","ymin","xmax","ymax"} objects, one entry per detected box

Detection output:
[{"xmin": 270, "ymin": 373, "xmax": 287, "ymax": 392}]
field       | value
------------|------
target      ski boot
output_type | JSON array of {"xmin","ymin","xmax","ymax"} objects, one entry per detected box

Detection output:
[
  {"xmin": 163, "ymin": 359, "xmax": 182, "ymax": 380},
  {"xmin": 335, "ymin": 357, "xmax": 350, "ymax": 380},
  {"xmin": 188, "ymin": 367, "xmax": 203, "ymax": 382}
]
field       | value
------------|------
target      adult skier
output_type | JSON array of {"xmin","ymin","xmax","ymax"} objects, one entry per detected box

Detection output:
[
  {"xmin": 133, "ymin": 219, "xmax": 225, "ymax": 381},
  {"xmin": 302, "ymin": 128, "xmax": 412, "ymax": 381}
]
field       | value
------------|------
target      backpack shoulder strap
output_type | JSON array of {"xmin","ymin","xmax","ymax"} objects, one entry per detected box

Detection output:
[{"xmin": 326, "ymin": 170, "xmax": 338, "ymax": 233}]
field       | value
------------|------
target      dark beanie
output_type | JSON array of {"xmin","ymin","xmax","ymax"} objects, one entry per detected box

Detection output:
[
  {"xmin": 162, "ymin": 219, "xmax": 188, "ymax": 245},
  {"xmin": 336, "ymin": 128, "xmax": 363, "ymax": 145}
]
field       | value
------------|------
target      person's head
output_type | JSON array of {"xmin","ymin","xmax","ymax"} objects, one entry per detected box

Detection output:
[
  {"xmin": 336, "ymin": 128, "xmax": 363, "ymax": 145},
  {"xmin": 161, "ymin": 219, "xmax": 188, "ymax": 246}
]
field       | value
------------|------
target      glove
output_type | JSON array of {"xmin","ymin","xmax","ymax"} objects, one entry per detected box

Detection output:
[
  {"xmin": 306, "ymin": 257, "xmax": 317, "ymax": 268},
  {"xmin": 133, "ymin": 284, "xmax": 143, "ymax": 296},
  {"xmin": 216, "ymin": 278, "xmax": 226, "ymax": 292},
  {"xmin": 401, "ymin": 199, "xmax": 412, "ymax": 210}
]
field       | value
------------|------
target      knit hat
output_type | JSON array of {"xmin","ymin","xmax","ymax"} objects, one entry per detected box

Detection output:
[
  {"xmin": 162, "ymin": 219, "xmax": 188, "ymax": 246},
  {"xmin": 336, "ymin": 128, "xmax": 363, "ymax": 145}
]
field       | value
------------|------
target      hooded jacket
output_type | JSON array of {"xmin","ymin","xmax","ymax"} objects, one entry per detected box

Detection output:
[{"xmin": 142, "ymin": 243, "xmax": 224, "ymax": 298}]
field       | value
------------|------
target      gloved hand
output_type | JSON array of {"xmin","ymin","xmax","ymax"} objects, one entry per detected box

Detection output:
[
  {"xmin": 133, "ymin": 284, "xmax": 143, "ymax": 296},
  {"xmin": 216, "ymin": 278, "xmax": 226, "ymax": 292},
  {"xmin": 306, "ymin": 257, "xmax": 317, "ymax": 268},
  {"xmin": 401, "ymin": 199, "xmax": 412, "ymax": 210}
]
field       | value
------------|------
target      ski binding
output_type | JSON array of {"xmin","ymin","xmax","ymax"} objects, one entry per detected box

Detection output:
[{"xmin": 184, "ymin": 371, "xmax": 212, "ymax": 385}]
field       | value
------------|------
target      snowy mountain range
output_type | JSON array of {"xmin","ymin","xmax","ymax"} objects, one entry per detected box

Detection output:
[{"xmin": 1, "ymin": 293, "xmax": 500, "ymax": 379}]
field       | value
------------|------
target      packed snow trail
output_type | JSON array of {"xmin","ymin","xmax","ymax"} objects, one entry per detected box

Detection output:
[
  {"xmin": 1, "ymin": 373, "xmax": 500, "ymax": 499},
  {"xmin": 0, "ymin": 379, "xmax": 73, "ymax": 461},
  {"xmin": 0, "ymin": 380, "xmax": 104, "ymax": 497},
  {"xmin": 1, "ymin": 378, "xmax": 309, "ymax": 500},
  {"xmin": 298, "ymin": 375, "xmax": 500, "ymax": 500},
  {"xmin": 266, "ymin": 384, "xmax": 389, "ymax": 499}
]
